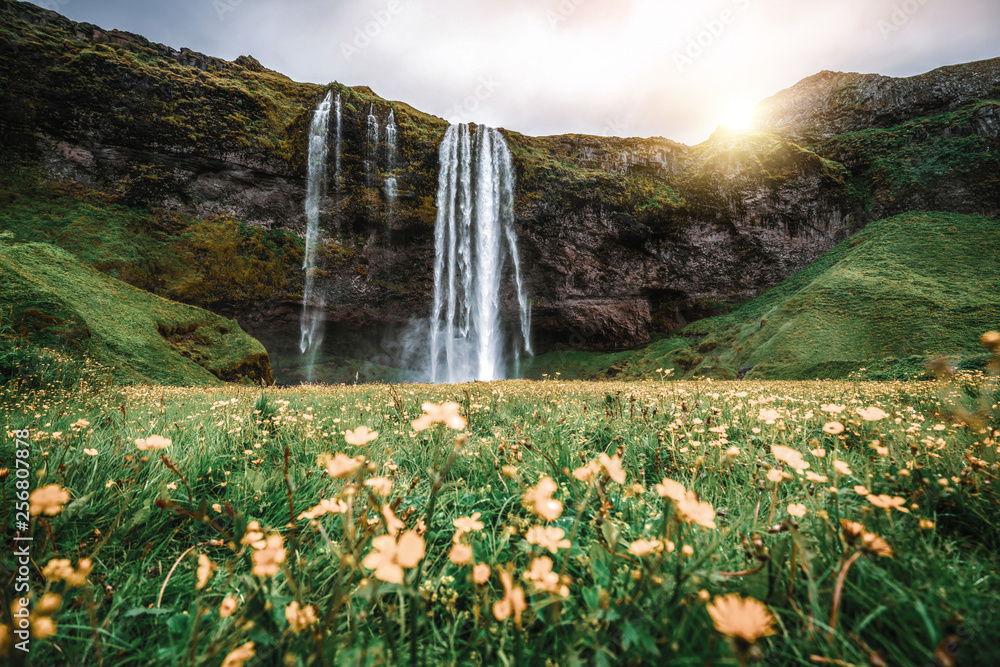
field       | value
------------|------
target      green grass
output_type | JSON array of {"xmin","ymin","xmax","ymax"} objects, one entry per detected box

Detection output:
[
  {"xmin": 1, "ymin": 369, "xmax": 998, "ymax": 665},
  {"xmin": 602, "ymin": 211, "xmax": 1000, "ymax": 380},
  {"xmin": 0, "ymin": 241, "xmax": 271, "ymax": 386}
]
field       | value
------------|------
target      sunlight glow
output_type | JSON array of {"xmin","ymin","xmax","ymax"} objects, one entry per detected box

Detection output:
[{"xmin": 718, "ymin": 102, "xmax": 757, "ymax": 131}]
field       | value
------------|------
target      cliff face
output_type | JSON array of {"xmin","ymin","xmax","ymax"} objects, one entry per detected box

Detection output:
[{"xmin": 2, "ymin": 0, "xmax": 999, "ymax": 378}]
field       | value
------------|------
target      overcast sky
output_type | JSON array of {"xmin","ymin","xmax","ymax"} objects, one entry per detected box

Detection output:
[{"xmin": 32, "ymin": 0, "xmax": 1000, "ymax": 144}]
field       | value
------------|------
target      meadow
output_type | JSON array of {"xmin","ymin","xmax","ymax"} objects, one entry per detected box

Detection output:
[{"xmin": 1, "ymin": 339, "xmax": 999, "ymax": 666}]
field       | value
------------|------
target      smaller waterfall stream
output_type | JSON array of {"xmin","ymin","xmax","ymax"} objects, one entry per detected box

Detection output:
[
  {"xmin": 366, "ymin": 103, "xmax": 379, "ymax": 188},
  {"xmin": 384, "ymin": 108, "xmax": 398, "ymax": 211}
]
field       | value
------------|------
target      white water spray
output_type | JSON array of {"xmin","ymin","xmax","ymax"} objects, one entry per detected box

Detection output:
[
  {"xmin": 428, "ymin": 124, "xmax": 531, "ymax": 383},
  {"xmin": 384, "ymin": 108, "xmax": 398, "ymax": 209},
  {"xmin": 366, "ymin": 103, "xmax": 379, "ymax": 188},
  {"xmin": 299, "ymin": 91, "xmax": 332, "ymax": 381}
]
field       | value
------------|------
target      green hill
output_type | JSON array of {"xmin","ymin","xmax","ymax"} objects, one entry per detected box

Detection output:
[
  {"xmin": 0, "ymin": 241, "xmax": 272, "ymax": 386},
  {"xmin": 548, "ymin": 211, "xmax": 1000, "ymax": 381}
]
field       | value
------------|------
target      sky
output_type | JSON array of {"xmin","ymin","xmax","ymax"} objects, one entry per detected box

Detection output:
[{"xmin": 31, "ymin": 0, "xmax": 1000, "ymax": 144}]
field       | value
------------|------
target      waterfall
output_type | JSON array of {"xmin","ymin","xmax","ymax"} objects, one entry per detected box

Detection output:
[
  {"xmin": 334, "ymin": 92, "xmax": 342, "ymax": 196},
  {"xmin": 366, "ymin": 103, "xmax": 379, "ymax": 188},
  {"xmin": 428, "ymin": 124, "xmax": 531, "ymax": 383},
  {"xmin": 384, "ymin": 108, "xmax": 398, "ymax": 210},
  {"xmin": 299, "ymin": 91, "xmax": 332, "ymax": 382}
]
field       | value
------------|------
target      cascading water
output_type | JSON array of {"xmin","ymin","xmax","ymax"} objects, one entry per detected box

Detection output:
[
  {"xmin": 299, "ymin": 91, "xmax": 332, "ymax": 382},
  {"xmin": 384, "ymin": 108, "xmax": 397, "ymax": 210},
  {"xmin": 428, "ymin": 124, "xmax": 531, "ymax": 383},
  {"xmin": 334, "ymin": 92, "xmax": 342, "ymax": 197},
  {"xmin": 366, "ymin": 103, "xmax": 379, "ymax": 188}
]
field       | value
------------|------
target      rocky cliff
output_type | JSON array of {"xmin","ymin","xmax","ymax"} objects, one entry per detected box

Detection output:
[{"xmin": 2, "ymin": 0, "xmax": 998, "ymax": 381}]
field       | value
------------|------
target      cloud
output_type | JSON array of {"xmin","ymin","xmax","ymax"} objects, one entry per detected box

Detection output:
[{"xmin": 45, "ymin": 0, "xmax": 1000, "ymax": 144}]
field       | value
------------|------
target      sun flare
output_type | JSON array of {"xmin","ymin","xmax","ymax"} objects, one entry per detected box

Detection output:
[{"xmin": 719, "ymin": 102, "xmax": 757, "ymax": 131}]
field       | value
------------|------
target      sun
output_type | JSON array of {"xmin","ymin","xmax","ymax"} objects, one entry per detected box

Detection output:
[{"xmin": 719, "ymin": 102, "xmax": 757, "ymax": 131}]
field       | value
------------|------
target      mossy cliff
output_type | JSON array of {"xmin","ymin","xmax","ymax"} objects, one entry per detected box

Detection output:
[{"xmin": 1, "ymin": 0, "xmax": 998, "ymax": 380}]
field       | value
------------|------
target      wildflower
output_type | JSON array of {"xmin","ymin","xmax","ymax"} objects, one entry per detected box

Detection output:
[
  {"xmin": 573, "ymin": 460, "xmax": 600, "ymax": 481},
  {"xmin": 251, "ymin": 535, "xmax": 286, "ymax": 577},
  {"xmin": 833, "ymin": 460, "xmax": 852, "ymax": 475},
  {"xmin": 681, "ymin": 544, "xmax": 695, "ymax": 557},
  {"xmin": 821, "ymin": 404, "xmax": 845, "ymax": 414},
  {"xmin": 221, "ymin": 641, "xmax": 256, "ymax": 667},
  {"xmin": 676, "ymin": 494, "xmax": 717, "ymax": 529},
  {"xmin": 297, "ymin": 498, "xmax": 349, "ymax": 520},
  {"xmin": 758, "ymin": 408, "xmax": 780, "ymax": 424},
  {"xmin": 449, "ymin": 542, "xmax": 473, "ymax": 565},
  {"xmin": 453, "ymin": 512, "xmax": 485, "ymax": 536},
  {"xmin": 919, "ymin": 519, "xmax": 935, "ymax": 530},
  {"xmin": 867, "ymin": 494, "xmax": 909, "ymax": 513},
  {"xmin": 524, "ymin": 556, "xmax": 570, "ymax": 596},
  {"xmin": 787, "ymin": 503, "xmax": 807, "ymax": 517},
  {"xmin": 35, "ymin": 593, "xmax": 62, "ymax": 616},
  {"xmin": 71, "ymin": 418, "xmax": 91, "ymax": 429},
  {"xmin": 823, "ymin": 422, "xmax": 845, "ymax": 435},
  {"xmin": 219, "ymin": 597, "xmax": 238, "ymax": 618},
  {"xmin": 766, "ymin": 469, "xmax": 785, "ymax": 484},
  {"xmin": 345, "ymin": 426, "xmax": 379, "ymax": 446},
  {"xmin": 326, "ymin": 453, "xmax": 363, "ymax": 478},
  {"xmin": 411, "ymin": 401, "xmax": 467, "ymax": 431},
  {"xmin": 772, "ymin": 445, "xmax": 809, "ymax": 471},
  {"xmin": 706, "ymin": 594, "xmax": 776, "ymax": 644},
  {"xmin": 29, "ymin": 484, "xmax": 70, "ymax": 516},
  {"xmin": 196, "ymin": 554, "xmax": 216, "ymax": 590},
  {"xmin": 811, "ymin": 447, "xmax": 826, "ymax": 457},
  {"xmin": 31, "ymin": 615, "xmax": 57, "ymax": 639},
  {"xmin": 655, "ymin": 478, "xmax": 687, "ymax": 502},
  {"xmin": 599, "ymin": 452, "xmax": 626, "ymax": 484},
  {"xmin": 362, "ymin": 530, "xmax": 425, "ymax": 584},
  {"xmin": 857, "ymin": 407, "xmax": 889, "ymax": 421},
  {"xmin": 492, "ymin": 570, "xmax": 526, "ymax": 627},
  {"xmin": 524, "ymin": 477, "xmax": 563, "ymax": 521},
  {"xmin": 473, "ymin": 563, "xmax": 490, "ymax": 584},
  {"xmin": 526, "ymin": 526, "xmax": 572, "ymax": 553},
  {"xmin": 42, "ymin": 558, "xmax": 92, "ymax": 587},
  {"xmin": 981, "ymin": 330, "xmax": 1000, "ymax": 350},
  {"xmin": 241, "ymin": 521, "xmax": 265, "ymax": 546},
  {"xmin": 136, "ymin": 435, "xmax": 171, "ymax": 450},
  {"xmin": 853, "ymin": 485, "xmax": 870, "ymax": 495},
  {"xmin": 859, "ymin": 531, "xmax": 894, "ymax": 558},
  {"xmin": 364, "ymin": 477, "xmax": 393, "ymax": 496},
  {"xmin": 805, "ymin": 471, "xmax": 828, "ymax": 483},
  {"xmin": 628, "ymin": 538, "xmax": 672, "ymax": 556},
  {"xmin": 382, "ymin": 505, "xmax": 405, "ymax": 536},
  {"xmin": 84, "ymin": 448, "xmax": 98, "ymax": 456},
  {"xmin": 285, "ymin": 601, "xmax": 318, "ymax": 633}
]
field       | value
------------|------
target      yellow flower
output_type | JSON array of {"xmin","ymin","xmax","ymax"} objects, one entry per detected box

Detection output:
[
  {"xmin": 820, "ymin": 404, "xmax": 845, "ymax": 414},
  {"xmin": 823, "ymin": 422, "xmax": 845, "ymax": 435},
  {"xmin": 285, "ymin": 601, "xmax": 318, "ymax": 634},
  {"xmin": 853, "ymin": 485, "xmax": 870, "ymax": 495},
  {"xmin": 326, "ymin": 453, "xmax": 363, "ymax": 478},
  {"xmin": 706, "ymin": 594, "xmax": 776, "ymax": 644},
  {"xmin": 772, "ymin": 445, "xmax": 809, "ymax": 471},
  {"xmin": 676, "ymin": 494, "xmax": 717, "ymax": 529},
  {"xmin": 83, "ymin": 448, "xmax": 98, "ymax": 456},
  {"xmin": 382, "ymin": 505, "xmax": 405, "ymax": 536},
  {"xmin": 136, "ymin": 435, "xmax": 171, "ymax": 451},
  {"xmin": 833, "ymin": 460, "xmax": 852, "ymax": 475},
  {"xmin": 297, "ymin": 498, "xmax": 349, "ymax": 520},
  {"xmin": 524, "ymin": 556, "xmax": 570, "ymax": 596},
  {"xmin": 411, "ymin": 401, "xmax": 467, "ymax": 431},
  {"xmin": 449, "ymin": 542, "xmax": 473, "ymax": 565},
  {"xmin": 859, "ymin": 530, "xmax": 894, "ymax": 558},
  {"xmin": 758, "ymin": 408, "xmax": 780, "ymax": 424},
  {"xmin": 525, "ymin": 525, "xmax": 572, "ymax": 554},
  {"xmin": 221, "ymin": 641, "xmax": 256, "ymax": 667},
  {"xmin": 345, "ymin": 426, "xmax": 379, "ymax": 446},
  {"xmin": 572, "ymin": 460, "xmax": 600, "ymax": 481},
  {"xmin": 364, "ymin": 477, "xmax": 393, "ymax": 496},
  {"xmin": 857, "ymin": 406, "xmax": 889, "ymax": 421},
  {"xmin": 919, "ymin": 519, "xmax": 935, "ymax": 530},
  {"xmin": 362, "ymin": 530, "xmax": 425, "ymax": 584},
  {"xmin": 31, "ymin": 615, "xmax": 57, "ymax": 639},
  {"xmin": 655, "ymin": 478, "xmax": 687, "ymax": 503},
  {"xmin": 42, "ymin": 558, "xmax": 92, "ymax": 587},
  {"xmin": 805, "ymin": 471, "xmax": 828, "ymax": 483},
  {"xmin": 787, "ymin": 503, "xmax": 807, "ymax": 518},
  {"xmin": 811, "ymin": 447, "xmax": 826, "ymax": 458},
  {"xmin": 196, "ymin": 553, "xmax": 216, "ymax": 590},
  {"xmin": 598, "ymin": 453, "xmax": 626, "ymax": 484},
  {"xmin": 766, "ymin": 469, "xmax": 784, "ymax": 484},
  {"xmin": 240, "ymin": 521, "xmax": 264, "ymax": 546},
  {"xmin": 628, "ymin": 538, "xmax": 672, "ymax": 556},
  {"xmin": 251, "ymin": 535, "xmax": 286, "ymax": 577},
  {"xmin": 219, "ymin": 597, "xmax": 239, "ymax": 618},
  {"xmin": 866, "ymin": 494, "xmax": 909, "ymax": 513},
  {"xmin": 453, "ymin": 512, "xmax": 485, "ymax": 536},
  {"xmin": 29, "ymin": 484, "xmax": 70, "ymax": 516},
  {"xmin": 492, "ymin": 570, "xmax": 526, "ymax": 627},
  {"xmin": 524, "ymin": 477, "xmax": 563, "ymax": 521},
  {"xmin": 35, "ymin": 593, "xmax": 62, "ymax": 616},
  {"xmin": 473, "ymin": 563, "xmax": 491, "ymax": 584}
]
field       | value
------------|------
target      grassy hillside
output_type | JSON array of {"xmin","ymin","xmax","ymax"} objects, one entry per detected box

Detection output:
[
  {"xmin": 0, "ymin": 241, "xmax": 272, "ymax": 386},
  {"xmin": 551, "ymin": 212, "xmax": 1000, "ymax": 381}
]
